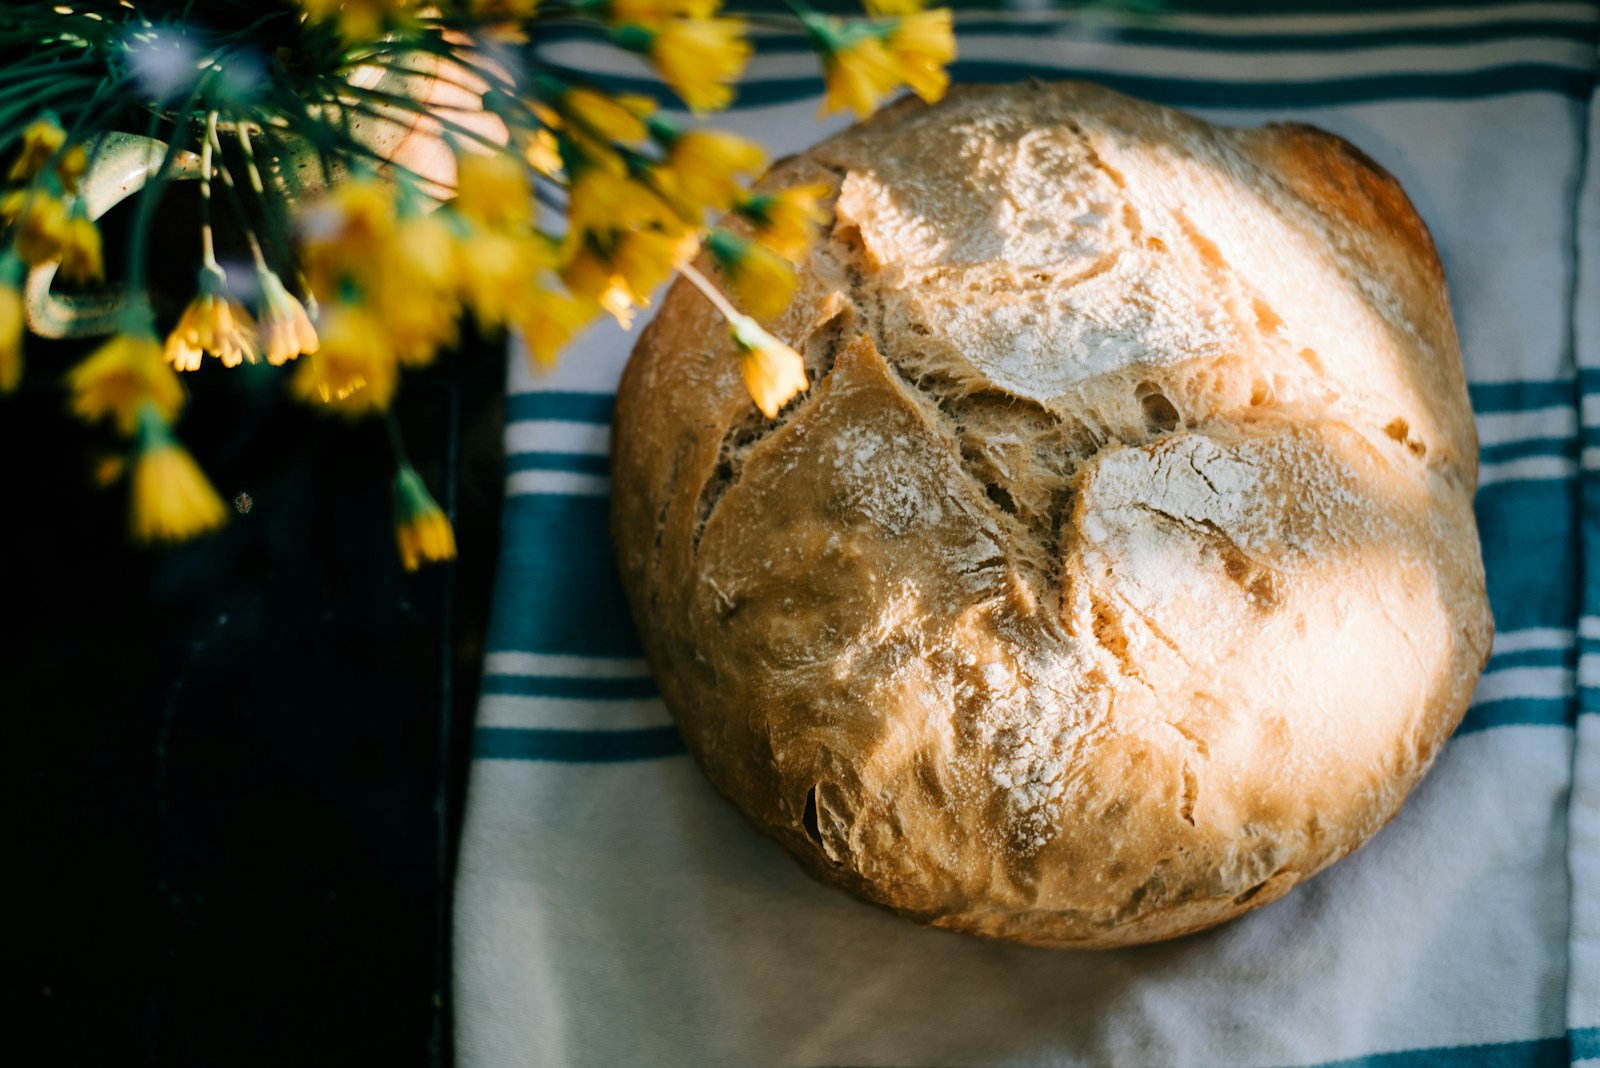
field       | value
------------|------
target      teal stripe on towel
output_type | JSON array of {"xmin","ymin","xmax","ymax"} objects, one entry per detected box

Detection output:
[
  {"xmin": 486, "ymin": 494, "xmax": 644, "ymax": 658},
  {"xmin": 1477, "ymin": 478, "xmax": 1580, "ymax": 634},
  {"xmin": 1470, "ymin": 378, "xmax": 1578, "ymax": 412},
  {"xmin": 507, "ymin": 452, "xmax": 611, "ymax": 476},
  {"xmin": 507, "ymin": 391, "xmax": 615, "ymax": 425},
  {"xmin": 1570, "ymin": 1026, "xmax": 1600, "ymax": 1059},
  {"xmin": 1458, "ymin": 697, "xmax": 1575, "ymax": 734}
]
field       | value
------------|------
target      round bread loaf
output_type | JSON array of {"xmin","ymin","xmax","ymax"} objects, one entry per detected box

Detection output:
[{"xmin": 610, "ymin": 82, "xmax": 1493, "ymax": 948}]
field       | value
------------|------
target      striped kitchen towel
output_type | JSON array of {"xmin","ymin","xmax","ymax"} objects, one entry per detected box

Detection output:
[{"xmin": 455, "ymin": 2, "xmax": 1600, "ymax": 1065}]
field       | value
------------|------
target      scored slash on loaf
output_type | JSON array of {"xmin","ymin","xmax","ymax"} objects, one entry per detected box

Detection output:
[{"xmin": 610, "ymin": 81, "xmax": 1492, "ymax": 948}]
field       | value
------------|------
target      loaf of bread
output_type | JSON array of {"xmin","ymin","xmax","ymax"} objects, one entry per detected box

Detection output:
[{"xmin": 610, "ymin": 82, "xmax": 1492, "ymax": 948}]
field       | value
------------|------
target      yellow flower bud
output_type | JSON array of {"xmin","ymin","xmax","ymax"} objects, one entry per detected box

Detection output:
[
  {"xmin": 0, "ymin": 269, "xmax": 22, "ymax": 394},
  {"xmin": 655, "ymin": 127, "xmax": 764, "ymax": 215},
  {"xmin": 736, "ymin": 183, "xmax": 831, "ymax": 262},
  {"xmin": 257, "ymin": 270, "xmax": 319, "ymax": 366},
  {"xmin": 69, "ymin": 324, "xmax": 185, "ymax": 436},
  {"xmin": 453, "ymin": 150, "xmax": 532, "ymax": 230},
  {"xmin": 7, "ymin": 117, "xmax": 66, "ymax": 184},
  {"xmin": 610, "ymin": 0, "xmax": 722, "ymax": 23},
  {"xmin": 820, "ymin": 34, "xmax": 902, "ymax": 118},
  {"xmin": 562, "ymin": 88, "xmax": 654, "ymax": 145},
  {"xmin": 707, "ymin": 230, "xmax": 796, "ymax": 321},
  {"xmin": 514, "ymin": 285, "xmax": 597, "ymax": 369},
  {"xmin": 393, "ymin": 465, "xmax": 456, "ymax": 571},
  {"xmin": 57, "ymin": 211, "xmax": 104, "ymax": 285},
  {"xmin": 644, "ymin": 18, "xmax": 751, "ymax": 114},
  {"xmin": 291, "ymin": 302, "xmax": 398, "ymax": 415},
  {"xmin": 885, "ymin": 9, "xmax": 955, "ymax": 103},
  {"xmin": 1, "ymin": 190, "xmax": 70, "ymax": 267},
  {"xmin": 731, "ymin": 314, "xmax": 808, "ymax": 418},
  {"xmin": 129, "ymin": 413, "xmax": 227, "ymax": 545},
  {"xmin": 864, "ymin": 0, "xmax": 925, "ymax": 14}
]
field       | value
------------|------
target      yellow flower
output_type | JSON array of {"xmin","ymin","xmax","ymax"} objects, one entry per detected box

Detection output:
[
  {"xmin": 564, "ymin": 166, "xmax": 675, "ymax": 242},
  {"xmin": 55, "ymin": 142, "xmax": 88, "ymax": 195},
  {"xmin": 885, "ymin": 8, "xmax": 955, "ymax": 103},
  {"xmin": 1, "ymin": 190, "xmax": 69, "ymax": 266},
  {"xmin": 525, "ymin": 128, "xmax": 562, "ymax": 176},
  {"xmin": 654, "ymin": 126, "xmax": 764, "ymax": 214},
  {"xmin": 394, "ymin": 465, "xmax": 456, "ymax": 571},
  {"xmin": 298, "ymin": 178, "xmax": 398, "ymax": 296},
  {"xmin": 731, "ymin": 314, "xmax": 808, "ymax": 418},
  {"xmin": 291, "ymin": 302, "xmax": 397, "ymax": 415},
  {"xmin": 611, "ymin": 227, "xmax": 698, "ymax": 302},
  {"xmin": 562, "ymin": 88, "xmax": 654, "ymax": 145},
  {"xmin": 57, "ymin": 211, "xmax": 104, "ymax": 285},
  {"xmin": 6, "ymin": 117, "xmax": 66, "ymax": 184},
  {"xmin": 821, "ymin": 34, "xmax": 902, "ymax": 117},
  {"xmin": 0, "ymin": 261, "xmax": 22, "ymax": 393},
  {"xmin": 166, "ymin": 265, "xmax": 258, "ymax": 370},
  {"xmin": 257, "ymin": 269, "xmax": 320, "ymax": 366},
  {"xmin": 514, "ymin": 285, "xmax": 597, "ymax": 369},
  {"xmin": 382, "ymin": 211, "xmax": 462, "ymax": 364},
  {"xmin": 453, "ymin": 150, "xmax": 532, "ymax": 230},
  {"xmin": 610, "ymin": 0, "xmax": 722, "ymax": 23},
  {"xmin": 736, "ymin": 183, "xmax": 831, "ymax": 261},
  {"xmin": 635, "ymin": 18, "xmax": 751, "ymax": 114},
  {"xmin": 457, "ymin": 228, "xmax": 536, "ymax": 328},
  {"xmin": 129, "ymin": 412, "xmax": 227, "ymax": 545},
  {"xmin": 167, "ymin": 294, "xmax": 257, "ymax": 370},
  {"xmin": 561, "ymin": 246, "xmax": 638, "ymax": 329},
  {"xmin": 470, "ymin": 0, "xmax": 539, "ymax": 18},
  {"xmin": 297, "ymin": 0, "xmax": 414, "ymax": 41},
  {"xmin": 865, "ymin": 0, "xmax": 925, "ymax": 12},
  {"xmin": 706, "ymin": 229, "xmax": 796, "ymax": 320},
  {"xmin": 70, "ymin": 323, "xmax": 185, "ymax": 436}
]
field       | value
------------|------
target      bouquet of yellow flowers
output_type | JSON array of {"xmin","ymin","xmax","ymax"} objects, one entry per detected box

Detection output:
[{"xmin": 0, "ymin": 0, "xmax": 955, "ymax": 567}]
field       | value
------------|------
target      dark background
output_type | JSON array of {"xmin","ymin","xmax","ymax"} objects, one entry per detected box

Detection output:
[{"xmin": 7, "ymin": 189, "xmax": 503, "ymax": 1066}]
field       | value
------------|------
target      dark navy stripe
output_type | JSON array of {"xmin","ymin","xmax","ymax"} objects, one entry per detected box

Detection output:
[
  {"xmin": 507, "ymin": 391, "xmax": 615, "ymax": 425},
  {"xmin": 473, "ymin": 725, "xmax": 687, "ymax": 762},
  {"xmin": 1479, "ymin": 435, "xmax": 1580, "ymax": 465},
  {"xmin": 562, "ymin": 63, "xmax": 1596, "ymax": 110},
  {"xmin": 537, "ymin": 17, "xmax": 1600, "ymax": 55},
  {"xmin": 1470, "ymin": 378, "xmax": 1578, "ymax": 412},
  {"xmin": 481, "ymin": 674, "xmax": 659, "ymax": 700},
  {"xmin": 507, "ymin": 451, "xmax": 611, "ymax": 476},
  {"xmin": 1572, "ymin": 1026, "xmax": 1600, "ymax": 1060},
  {"xmin": 1457, "ymin": 695, "xmax": 1575, "ymax": 733}
]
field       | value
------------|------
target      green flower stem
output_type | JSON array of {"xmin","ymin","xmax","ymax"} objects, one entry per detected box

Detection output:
[
  {"xmin": 205, "ymin": 123, "xmax": 287, "ymax": 282},
  {"xmin": 677, "ymin": 260, "xmax": 742, "ymax": 325},
  {"xmin": 384, "ymin": 409, "xmax": 412, "ymax": 469},
  {"xmin": 125, "ymin": 67, "xmax": 218, "ymax": 292},
  {"xmin": 199, "ymin": 111, "xmax": 218, "ymax": 268}
]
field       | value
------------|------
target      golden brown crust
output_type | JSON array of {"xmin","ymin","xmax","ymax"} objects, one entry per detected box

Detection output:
[{"xmin": 611, "ymin": 82, "xmax": 1492, "ymax": 948}]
